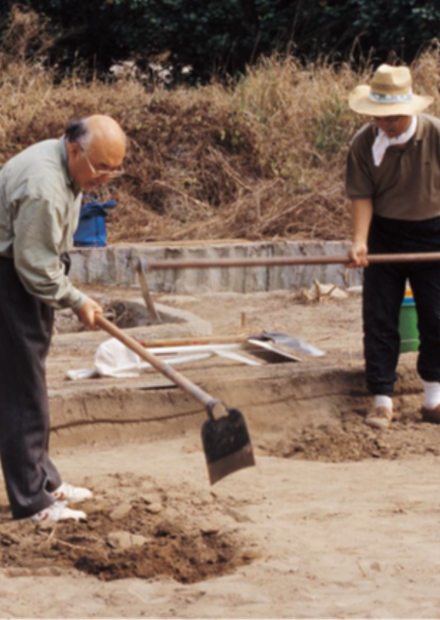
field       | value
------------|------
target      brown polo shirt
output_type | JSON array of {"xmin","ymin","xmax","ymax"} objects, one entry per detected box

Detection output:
[{"xmin": 346, "ymin": 113, "xmax": 440, "ymax": 220}]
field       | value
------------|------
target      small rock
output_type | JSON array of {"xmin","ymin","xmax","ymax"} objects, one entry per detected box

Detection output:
[
  {"xmin": 141, "ymin": 492, "xmax": 162, "ymax": 505},
  {"xmin": 1, "ymin": 534, "xmax": 18, "ymax": 547},
  {"xmin": 198, "ymin": 517, "xmax": 225, "ymax": 535},
  {"xmin": 145, "ymin": 503, "xmax": 163, "ymax": 514},
  {"xmin": 142, "ymin": 493, "xmax": 160, "ymax": 504},
  {"xmin": 370, "ymin": 561, "xmax": 381, "ymax": 572},
  {"xmin": 107, "ymin": 531, "xmax": 148, "ymax": 550},
  {"xmin": 154, "ymin": 519, "xmax": 185, "ymax": 538},
  {"xmin": 191, "ymin": 492, "xmax": 214, "ymax": 506},
  {"xmin": 109, "ymin": 503, "xmax": 132, "ymax": 521},
  {"xmin": 200, "ymin": 525, "xmax": 220, "ymax": 536}
]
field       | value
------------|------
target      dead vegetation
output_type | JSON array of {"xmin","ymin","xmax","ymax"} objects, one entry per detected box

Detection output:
[{"xmin": 1, "ymin": 8, "xmax": 440, "ymax": 243}]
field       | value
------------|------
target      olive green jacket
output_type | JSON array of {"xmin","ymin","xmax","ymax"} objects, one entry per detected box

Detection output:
[{"xmin": 0, "ymin": 138, "xmax": 88, "ymax": 310}]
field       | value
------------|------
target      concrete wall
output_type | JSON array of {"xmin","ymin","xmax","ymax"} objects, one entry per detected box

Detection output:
[{"xmin": 70, "ymin": 240, "xmax": 363, "ymax": 293}]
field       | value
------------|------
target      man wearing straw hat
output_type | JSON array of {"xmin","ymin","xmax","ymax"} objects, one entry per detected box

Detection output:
[{"xmin": 346, "ymin": 63, "xmax": 440, "ymax": 430}]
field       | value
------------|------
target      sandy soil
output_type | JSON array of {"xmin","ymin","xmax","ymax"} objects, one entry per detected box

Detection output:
[{"xmin": 1, "ymin": 288, "xmax": 440, "ymax": 619}]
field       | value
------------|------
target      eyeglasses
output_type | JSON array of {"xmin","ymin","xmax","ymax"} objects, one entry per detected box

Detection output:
[{"xmin": 81, "ymin": 147, "xmax": 125, "ymax": 178}]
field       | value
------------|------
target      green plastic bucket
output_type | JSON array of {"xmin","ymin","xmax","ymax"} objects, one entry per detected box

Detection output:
[{"xmin": 399, "ymin": 293, "xmax": 419, "ymax": 353}]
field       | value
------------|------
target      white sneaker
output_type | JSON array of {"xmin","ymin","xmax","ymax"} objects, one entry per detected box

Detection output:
[
  {"xmin": 52, "ymin": 482, "xmax": 93, "ymax": 504},
  {"xmin": 28, "ymin": 500, "xmax": 86, "ymax": 522}
]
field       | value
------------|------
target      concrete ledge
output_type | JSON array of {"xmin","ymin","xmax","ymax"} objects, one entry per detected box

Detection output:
[{"xmin": 70, "ymin": 240, "xmax": 363, "ymax": 293}]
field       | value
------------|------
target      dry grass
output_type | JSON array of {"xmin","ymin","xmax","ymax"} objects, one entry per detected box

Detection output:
[{"xmin": 1, "ymin": 9, "xmax": 440, "ymax": 244}]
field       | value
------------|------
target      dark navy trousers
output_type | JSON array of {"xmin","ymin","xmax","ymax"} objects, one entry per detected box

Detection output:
[
  {"xmin": 0, "ymin": 257, "xmax": 61, "ymax": 519},
  {"xmin": 364, "ymin": 215, "xmax": 440, "ymax": 395}
]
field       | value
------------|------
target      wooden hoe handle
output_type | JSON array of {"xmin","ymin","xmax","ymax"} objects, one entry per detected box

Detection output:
[{"xmin": 95, "ymin": 314, "xmax": 218, "ymax": 410}]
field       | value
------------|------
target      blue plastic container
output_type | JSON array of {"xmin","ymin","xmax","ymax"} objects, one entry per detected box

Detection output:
[{"xmin": 74, "ymin": 198, "xmax": 116, "ymax": 248}]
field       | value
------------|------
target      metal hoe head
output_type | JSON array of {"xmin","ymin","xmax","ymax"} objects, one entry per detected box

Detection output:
[
  {"xmin": 95, "ymin": 315, "xmax": 255, "ymax": 486},
  {"xmin": 201, "ymin": 402, "xmax": 256, "ymax": 485}
]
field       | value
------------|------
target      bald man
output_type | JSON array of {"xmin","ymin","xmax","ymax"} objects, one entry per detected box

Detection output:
[{"xmin": 0, "ymin": 115, "xmax": 126, "ymax": 522}]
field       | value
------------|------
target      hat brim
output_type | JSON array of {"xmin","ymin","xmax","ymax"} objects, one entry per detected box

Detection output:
[{"xmin": 349, "ymin": 84, "xmax": 433, "ymax": 116}]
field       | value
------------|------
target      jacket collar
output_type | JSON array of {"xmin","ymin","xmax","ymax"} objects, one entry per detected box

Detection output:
[{"xmin": 59, "ymin": 137, "xmax": 81, "ymax": 196}]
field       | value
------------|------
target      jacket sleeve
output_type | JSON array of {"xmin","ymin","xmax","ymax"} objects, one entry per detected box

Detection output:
[{"xmin": 12, "ymin": 191, "xmax": 88, "ymax": 310}]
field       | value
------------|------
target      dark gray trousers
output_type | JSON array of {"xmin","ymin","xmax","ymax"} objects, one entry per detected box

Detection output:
[
  {"xmin": 364, "ymin": 215, "xmax": 440, "ymax": 395},
  {"xmin": 0, "ymin": 257, "xmax": 61, "ymax": 519}
]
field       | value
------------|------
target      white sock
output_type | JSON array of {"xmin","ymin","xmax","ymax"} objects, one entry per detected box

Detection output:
[
  {"xmin": 374, "ymin": 395, "xmax": 393, "ymax": 410},
  {"xmin": 422, "ymin": 380, "xmax": 440, "ymax": 409}
]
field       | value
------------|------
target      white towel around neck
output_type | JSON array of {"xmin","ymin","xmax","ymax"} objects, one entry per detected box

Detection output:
[{"xmin": 372, "ymin": 115, "xmax": 417, "ymax": 167}]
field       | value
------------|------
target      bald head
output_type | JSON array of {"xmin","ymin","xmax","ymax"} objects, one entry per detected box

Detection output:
[
  {"xmin": 65, "ymin": 115, "xmax": 126, "ymax": 190},
  {"xmin": 83, "ymin": 114, "xmax": 126, "ymax": 151}
]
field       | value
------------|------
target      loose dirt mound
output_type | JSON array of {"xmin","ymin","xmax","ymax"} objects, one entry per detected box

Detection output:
[
  {"xmin": 262, "ymin": 396, "xmax": 440, "ymax": 463},
  {"xmin": 0, "ymin": 474, "xmax": 254, "ymax": 583}
]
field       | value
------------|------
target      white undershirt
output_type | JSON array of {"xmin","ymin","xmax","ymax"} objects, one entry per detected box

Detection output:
[{"xmin": 372, "ymin": 115, "xmax": 417, "ymax": 167}]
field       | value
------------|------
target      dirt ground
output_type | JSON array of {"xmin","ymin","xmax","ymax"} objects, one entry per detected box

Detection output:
[{"xmin": 1, "ymin": 287, "xmax": 440, "ymax": 619}]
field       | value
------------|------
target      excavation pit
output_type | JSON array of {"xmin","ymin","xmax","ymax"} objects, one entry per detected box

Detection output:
[
  {"xmin": 47, "ymin": 288, "xmax": 437, "ymax": 463},
  {"xmin": 54, "ymin": 295, "xmax": 212, "ymax": 335},
  {"xmin": 4, "ymin": 288, "xmax": 438, "ymax": 615},
  {"xmin": 0, "ymin": 493, "xmax": 254, "ymax": 583}
]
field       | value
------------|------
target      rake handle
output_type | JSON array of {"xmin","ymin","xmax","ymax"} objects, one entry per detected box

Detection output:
[
  {"xmin": 95, "ymin": 315, "xmax": 217, "ymax": 409},
  {"xmin": 143, "ymin": 252, "xmax": 440, "ymax": 270}
]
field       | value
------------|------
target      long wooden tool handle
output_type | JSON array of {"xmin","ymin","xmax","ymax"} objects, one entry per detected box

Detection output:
[
  {"xmin": 135, "ymin": 258, "xmax": 161, "ymax": 324},
  {"xmin": 95, "ymin": 315, "xmax": 217, "ymax": 408},
  {"xmin": 144, "ymin": 252, "xmax": 440, "ymax": 270},
  {"xmin": 137, "ymin": 334, "xmax": 248, "ymax": 348}
]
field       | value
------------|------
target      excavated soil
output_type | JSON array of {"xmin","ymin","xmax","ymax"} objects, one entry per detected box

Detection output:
[
  {"xmin": 272, "ymin": 406, "xmax": 440, "ymax": 462},
  {"xmin": 0, "ymin": 474, "xmax": 253, "ymax": 583},
  {"xmin": 2, "ymin": 287, "xmax": 440, "ymax": 619}
]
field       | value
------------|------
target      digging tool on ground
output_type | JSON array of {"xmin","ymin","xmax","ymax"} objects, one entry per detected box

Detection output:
[
  {"xmin": 135, "ymin": 257, "xmax": 161, "ymax": 324},
  {"xmin": 95, "ymin": 315, "xmax": 255, "ymax": 484},
  {"xmin": 135, "ymin": 332, "xmax": 324, "ymax": 363}
]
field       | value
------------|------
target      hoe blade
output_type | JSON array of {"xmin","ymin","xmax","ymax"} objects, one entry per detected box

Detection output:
[{"xmin": 201, "ymin": 407, "xmax": 255, "ymax": 485}]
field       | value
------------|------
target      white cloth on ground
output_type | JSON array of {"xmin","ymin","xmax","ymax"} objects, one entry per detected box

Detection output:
[{"xmin": 66, "ymin": 338, "xmax": 212, "ymax": 380}]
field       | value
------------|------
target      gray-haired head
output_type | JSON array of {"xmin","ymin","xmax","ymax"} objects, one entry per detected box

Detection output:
[
  {"xmin": 65, "ymin": 118, "xmax": 93, "ymax": 150},
  {"xmin": 65, "ymin": 114, "xmax": 126, "ymax": 191}
]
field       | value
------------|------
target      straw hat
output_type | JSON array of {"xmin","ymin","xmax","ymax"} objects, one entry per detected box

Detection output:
[{"xmin": 349, "ymin": 64, "xmax": 433, "ymax": 116}]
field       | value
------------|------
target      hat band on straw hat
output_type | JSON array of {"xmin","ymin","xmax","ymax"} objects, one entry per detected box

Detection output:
[{"xmin": 369, "ymin": 90, "xmax": 414, "ymax": 104}]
